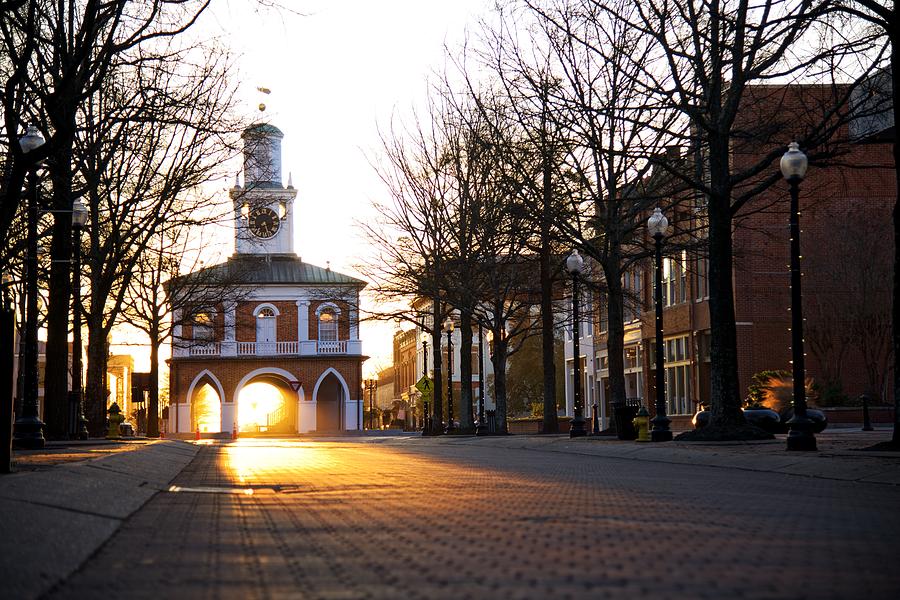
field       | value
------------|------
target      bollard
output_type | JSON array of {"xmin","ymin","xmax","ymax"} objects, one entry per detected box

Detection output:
[
  {"xmin": 591, "ymin": 403, "xmax": 601, "ymax": 435},
  {"xmin": 232, "ymin": 423, "xmax": 238, "ymax": 440},
  {"xmin": 195, "ymin": 427, "xmax": 201, "ymax": 441},
  {"xmin": 633, "ymin": 406, "xmax": 651, "ymax": 442},
  {"xmin": 106, "ymin": 402, "xmax": 124, "ymax": 439},
  {"xmin": 860, "ymin": 394, "xmax": 874, "ymax": 432}
]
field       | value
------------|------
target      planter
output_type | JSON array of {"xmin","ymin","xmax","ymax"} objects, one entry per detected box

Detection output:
[
  {"xmin": 692, "ymin": 407, "xmax": 827, "ymax": 433},
  {"xmin": 743, "ymin": 407, "xmax": 785, "ymax": 434}
]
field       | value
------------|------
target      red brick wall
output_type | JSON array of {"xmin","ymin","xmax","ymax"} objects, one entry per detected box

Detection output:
[
  {"xmin": 170, "ymin": 356, "xmax": 364, "ymax": 406},
  {"xmin": 235, "ymin": 301, "xmax": 299, "ymax": 342}
]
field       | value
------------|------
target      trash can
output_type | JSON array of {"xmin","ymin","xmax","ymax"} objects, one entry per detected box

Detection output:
[{"xmin": 613, "ymin": 400, "xmax": 638, "ymax": 440}]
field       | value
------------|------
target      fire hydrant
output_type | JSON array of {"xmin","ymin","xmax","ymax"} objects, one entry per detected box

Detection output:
[
  {"xmin": 107, "ymin": 402, "xmax": 124, "ymax": 439},
  {"xmin": 633, "ymin": 406, "xmax": 650, "ymax": 442}
]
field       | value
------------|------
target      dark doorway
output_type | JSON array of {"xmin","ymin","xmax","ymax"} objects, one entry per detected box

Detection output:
[{"xmin": 315, "ymin": 373, "xmax": 343, "ymax": 432}]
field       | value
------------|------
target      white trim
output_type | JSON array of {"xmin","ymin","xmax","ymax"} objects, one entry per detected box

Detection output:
[
  {"xmin": 232, "ymin": 366, "xmax": 305, "ymax": 404},
  {"xmin": 253, "ymin": 302, "xmax": 281, "ymax": 317},
  {"xmin": 186, "ymin": 369, "xmax": 227, "ymax": 407},
  {"xmin": 315, "ymin": 302, "xmax": 341, "ymax": 316}
]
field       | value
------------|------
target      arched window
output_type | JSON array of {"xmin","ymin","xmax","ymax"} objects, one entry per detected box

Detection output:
[
  {"xmin": 318, "ymin": 308, "xmax": 338, "ymax": 341},
  {"xmin": 193, "ymin": 311, "xmax": 214, "ymax": 341}
]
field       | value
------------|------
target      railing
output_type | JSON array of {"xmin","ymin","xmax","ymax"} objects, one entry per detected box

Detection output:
[
  {"xmin": 179, "ymin": 339, "xmax": 358, "ymax": 357},
  {"xmin": 189, "ymin": 343, "xmax": 221, "ymax": 356},
  {"xmin": 316, "ymin": 340, "xmax": 348, "ymax": 354},
  {"xmin": 237, "ymin": 341, "xmax": 299, "ymax": 356}
]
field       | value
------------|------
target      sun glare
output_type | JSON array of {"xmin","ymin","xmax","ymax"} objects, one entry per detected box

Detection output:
[
  {"xmin": 238, "ymin": 382, "xmax": 287, "ymax": 433},
  {"xmin": 194, "ymin": 383, "xmax": 221, "ymax": 433}
]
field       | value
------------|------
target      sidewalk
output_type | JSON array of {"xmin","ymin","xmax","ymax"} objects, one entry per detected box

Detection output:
[
  {"xmin": 0, "ymin": 439, "xmax": 198, "ymax": 600},
  {"xmin": 405, "ymin": 426, "xmax": 900, "ymax": 485}
]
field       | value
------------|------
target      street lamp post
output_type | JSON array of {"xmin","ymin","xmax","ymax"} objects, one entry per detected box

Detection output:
[
  {"xmin": 648, "ymin": 207, "xmax": 672, "ymax": 442},
  {"xmin": 567, "ymin": 250, "xmax": 587, "ymax": 438},
  {"xmin": 781, "ymin": 142, "xmax": 816, "ymax": 452},
  {"xmin": 444, "ymin": 316, "xmax": 455, "ymax": 434},
  {"xmin": 476, "ymin": 323, "xmax": 487, "ymax": 436},
  {"xmin": 369, "ymin": 376, "xmax": 378, "ymax": 430},
  {"xmin": 13, "ymin": 125, "xmax": 46, "ymax": 449},
  {"xmin": 421, "ymin": 332, "xmax": 429, "ymax": 434},
  {"xmin": 70, "ymin": 199, "xmax": 89, "ymax": 440}
]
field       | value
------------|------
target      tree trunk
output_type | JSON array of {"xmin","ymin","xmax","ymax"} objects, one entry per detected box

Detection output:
[
  {"xmin": 42, "ymin": 156, "xmax": 74, "ymax": 438},
  {"xmin": 492, "ymin": 334, "xmax": 509, "ymax": 434},
  {"xmin": 147, "ymin": 325, "xmax": 160, "ymax": 438},
  {"xmin": 458, "ymin": 310, "xmax": 474, "ymax": 433},
  {"xmin": 540, "ymin": 156, "xmax": 559, "ymax": 433},
  {"xmin": 891, "ymin": 35, "xmax": 900, "ymax": 445},
  {"xmin": 431, "ymin": 298, "xmax": 443, "ymax": 434},
  {"xmin": 605, "ymin": 263, "xmax": 627, "ymax": 424},
  {"xmin": 84, "ymin": 322, "xmax": 108, "ymax": 437},
  {"xmin": 706, "ymin": 133, "xmax": 745, "ymax": 428}
]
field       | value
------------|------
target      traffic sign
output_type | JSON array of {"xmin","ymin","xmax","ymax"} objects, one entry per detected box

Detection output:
[
  {"xmin": 415, "ymin": 376, "xmax": 433, "ymax": 401},
  {"xmin": 415, "ymin": 376, "xmax": 433, "ymax": 394}
]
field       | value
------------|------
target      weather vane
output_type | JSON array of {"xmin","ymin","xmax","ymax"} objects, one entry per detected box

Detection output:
[{"xmin": 257, "ymin": 86, "xmax": 271, "ymax": 112}]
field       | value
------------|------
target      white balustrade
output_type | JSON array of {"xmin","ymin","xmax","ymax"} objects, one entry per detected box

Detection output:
[
  {"xmin": 183, "ymin": 340, "xmax": 357, "ymax": 357},
  {"xmin": 316, "ymin": 340, "xmax": 348, "ymax": 354},
  {"xmin": 189, "ymin": 343, "xmax": 220, "ymax": 356}
]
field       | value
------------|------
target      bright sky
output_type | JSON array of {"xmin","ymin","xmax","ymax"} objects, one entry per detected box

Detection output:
[{"xmin": 111, "ymin": 1, "xmax": 492, "ymax": 374}]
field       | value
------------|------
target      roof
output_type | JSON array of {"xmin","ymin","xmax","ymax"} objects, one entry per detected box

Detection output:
[
  {"xmin": 173, "ymin": 254, "xmax": 366, "ymax": 287},
  {"xmin": 243, "ymin": 122, "xmax": 284, "ymax": 138}
]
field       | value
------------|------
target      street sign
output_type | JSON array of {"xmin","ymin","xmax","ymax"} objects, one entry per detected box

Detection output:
[
  {"xmin": 288, "ymin": 380, "xmax": 302, "ymax": 392},
  {"xmin": 415, "ymin": 376, "xmax": 433, "ymax": 396}
]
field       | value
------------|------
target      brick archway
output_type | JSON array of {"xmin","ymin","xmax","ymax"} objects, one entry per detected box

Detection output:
[{"xmin": 233, "ymin": 367, "xmax": 304, "ymax": 434}]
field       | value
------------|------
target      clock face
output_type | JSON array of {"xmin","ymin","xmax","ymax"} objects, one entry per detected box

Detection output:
[{"xmin": 248, "ymin": 207, "xmax": 280, "ymax": 239}]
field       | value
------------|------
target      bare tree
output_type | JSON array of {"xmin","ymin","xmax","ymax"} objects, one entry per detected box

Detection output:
[
  {"xmin": 75, "ymin": 44, "xmax": 241, "ymax": 435},
  {"xmin": 121, "ymin": 224, "xmax": 251, "ymax": 437},
  {"xmin": 576, "ymin": 0, "xmax": 876, "ymax": 438},
  {"xmin": 361, "ymin": 99, "xmax": 460, "ymax": 433},
  {"xmin": 826, "ymin": 1, "xmax": 900, "ymax": 444},
  {"xmin": 0, "ymin": 0, "xmax": 214, "ymax": 437}
]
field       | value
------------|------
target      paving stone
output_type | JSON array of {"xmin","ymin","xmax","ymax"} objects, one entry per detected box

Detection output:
[{"xmin": 46, "ymin": 437, "xmax": 900, "ymax": 599}]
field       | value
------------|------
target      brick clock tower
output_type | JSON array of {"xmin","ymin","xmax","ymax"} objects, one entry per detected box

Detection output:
[{"xmin": 168, "ymin": 123, "xmax": 367, "ymax": 436}]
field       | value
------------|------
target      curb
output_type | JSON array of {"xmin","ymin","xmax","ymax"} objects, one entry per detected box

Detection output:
[
  {"xmin": 0, "ymin": 440, "xmax": 199, "ymax": 600},
  {"xmin": 393, "ymin": 434, "xmax": 900, "ymax": 486}
]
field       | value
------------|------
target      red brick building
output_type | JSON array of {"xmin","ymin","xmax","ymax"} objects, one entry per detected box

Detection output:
[
  {"xmin": 168, "ymin": 123, "xmax": 367, "ymax": 435},
  {"xmin": 566, "ymin": 85, "xmax": 893, "ymax": 427}
]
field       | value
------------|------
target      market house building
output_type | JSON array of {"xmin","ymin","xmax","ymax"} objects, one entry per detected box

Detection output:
[{"xmin": 167, "ymin": 123, "xmax": 367, "ymax": 435}]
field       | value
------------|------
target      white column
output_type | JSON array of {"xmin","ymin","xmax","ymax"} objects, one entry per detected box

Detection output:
[
  {"xmin": 296, "ymin": 300, "xmax": 310, "ymax": 341},
  {"xmin": 344, "ymin": 399, "xmax": 362, "ymax": 430},
  {"xmin": 177, "ymin": 404, "xmax": 191, "ymax": 432},
  {"xmin": 223, "ymin": 302, "xmax": 237, "ymax": 356},
  {"xmin": 349, "ymin": 307, "xmax": 359, "ymax": 340},
  {"xmin": 221, "ymin": 403, "xmax": 235, "ymax": 434},
  {"xmin": 298, "ymin": 398, "xmax": 316, "ymax": 433},
  {"xmin": 172, "ymin": 309, "xmax": 184, "ymax": 357}
]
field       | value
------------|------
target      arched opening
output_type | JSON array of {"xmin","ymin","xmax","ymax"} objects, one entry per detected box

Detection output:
[
  {"xmin": 237, "ymin": 377, "xmax": 296, "ymax": 435},
  {"xmin": 315, "ymin": 372, "xmax": 344, "ymax": 432},
  {"xmin": 191, "ymin": 382, "xmax": 221, "ymax": 433}
]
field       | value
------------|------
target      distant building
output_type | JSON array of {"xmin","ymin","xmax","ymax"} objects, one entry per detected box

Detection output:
[
  {"xmin": 168, "ymin": 123, "xmax": 367, "ymax": 435},
  {"xmin": 390, "ymin": 303, "xmax": 496, "ymax": 426},
  {"xmin": 107, "ymin": 354, "xmax": 135, "ymax": 422}
]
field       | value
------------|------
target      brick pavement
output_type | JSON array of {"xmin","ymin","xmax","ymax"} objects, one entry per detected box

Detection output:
[{"xmin": 49, "ymin": 437, "xmax": 900, "ymax": 600}]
